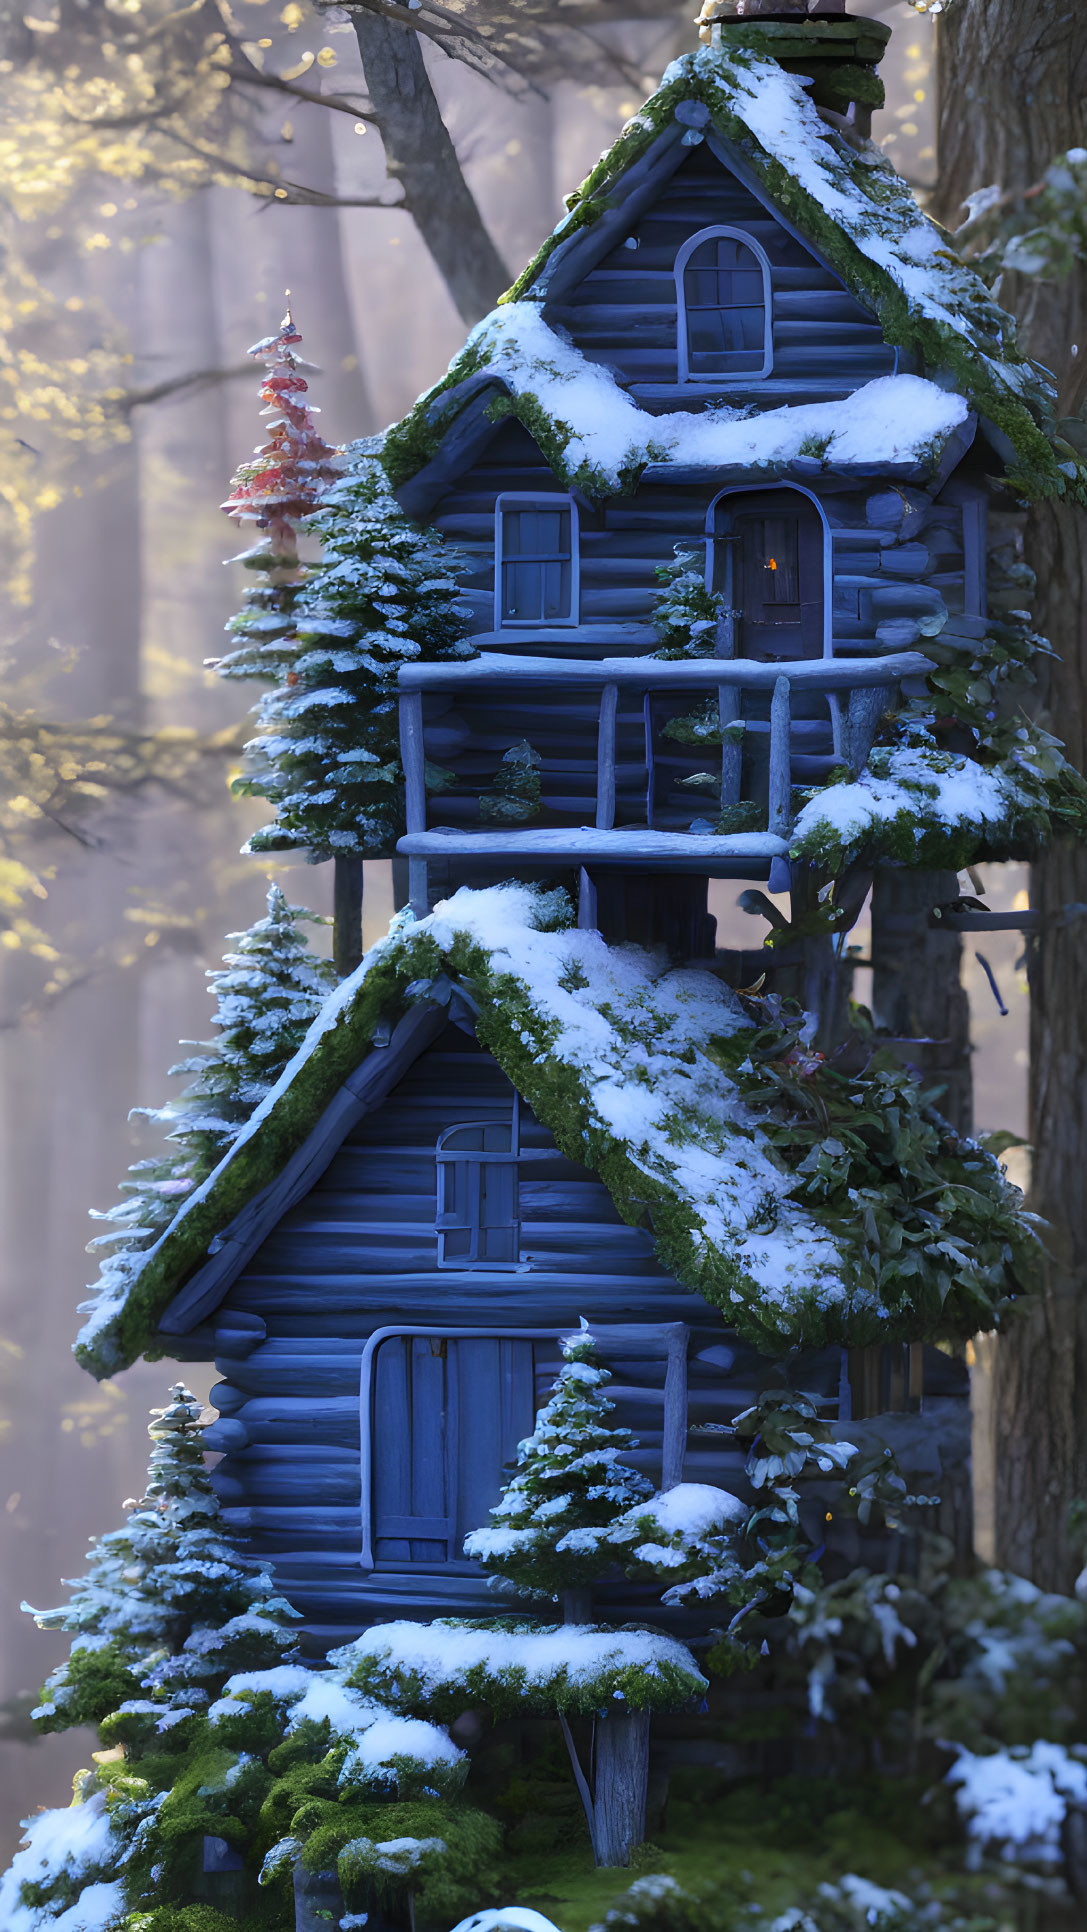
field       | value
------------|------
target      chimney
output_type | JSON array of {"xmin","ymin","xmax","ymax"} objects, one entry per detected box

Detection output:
[{"xmin": 695, "ymin": 0, "xmax": 889, "ymax": 139}]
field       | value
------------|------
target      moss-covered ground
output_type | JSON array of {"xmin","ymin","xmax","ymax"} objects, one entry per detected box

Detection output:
[{"xmin": 486, "ymin": 1764, "xmax": 1077, "ymax": 1931}]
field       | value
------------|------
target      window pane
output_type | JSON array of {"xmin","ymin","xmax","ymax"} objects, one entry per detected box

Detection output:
[
  {"xmin": 502, "ymin": 559, "xmax": 543, "ymax": 621},
  {"xmin": 500, "ymin": 503, "xmax": 573, "ymax": 624},
  {"xmin": 683, "ymin": 232, "xmax": 766, "ymax": 377}
]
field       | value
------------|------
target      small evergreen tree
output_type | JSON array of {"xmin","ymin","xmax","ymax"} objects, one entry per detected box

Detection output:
[
  {"xmin": 219, "ymin": 303, "xmax": 337, "ymax": 603},
  {"xmin": 27, "ymin": 1385, "xmax": 299, "ymax": 1733},
  {"xmin": 218, "ymin": 446, "xmax": 475, "ymax": 877},
  {"xmin": 464, "ymin": 1323, "xmax": 653, "ymax": 1620},
  {"xmin": 83, "ymin": 887, "xmax": 334, "ymax": 1329}
]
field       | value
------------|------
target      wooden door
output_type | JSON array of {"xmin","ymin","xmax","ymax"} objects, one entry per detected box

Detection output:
[
  {"xmin": 715, "ymin": 490, "xmax": 824, "ymax": 662},
  {"xmin": 370, "ymin": 1333, "xmax": 562, "ymax": 1568}
]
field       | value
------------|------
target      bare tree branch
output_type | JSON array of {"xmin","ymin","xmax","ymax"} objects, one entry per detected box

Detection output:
[
  {"xmin": 347, "ymin": 8, "xmax": 510, "ymax": 322},
  {"xmin": 159, "ymin": 125, "xmax": 401, "ymax": 208},
  {"xmin": 226, "ymin": 62, "xmax": 376, "ymax": 126},
  {"xmin": 113, "ymin": 361, "xmax": 253, "ymax": 415}
]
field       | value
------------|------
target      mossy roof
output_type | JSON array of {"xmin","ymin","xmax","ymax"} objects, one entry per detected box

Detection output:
[
  {"xmin": 76, "ymin": 887, "xmax": 1036, "ymax": 1381},
  {"xmin": 383, "ymin": 42, "xmax": 1085, "ymax": 507}
]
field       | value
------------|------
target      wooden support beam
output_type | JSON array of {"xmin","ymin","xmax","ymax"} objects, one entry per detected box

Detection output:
[
  {"xmin": 768, "ymin": 676, "xmax": 792, "ymax": 838},
  {"xmin": 596, "ymin": 682, "xmax": 619, "ymax": 831},
  {"xmin": 400, "ymin": 688, "xmax": 427, "ymax": 833},
  {"xmin": 719, "ymin": 685, "xmax": 742, "ymax": 808},
  {"xmin": 399, "ymin": 650, "xmax": 932, "ymax": 694}
]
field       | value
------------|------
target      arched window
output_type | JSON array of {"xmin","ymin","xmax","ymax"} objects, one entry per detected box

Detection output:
[
  {"xmin": 676, "ymin": 227, "xmax": 772, "ymax": 383},
  {"xmin": 436, "ymin": 1105, "xmax": 521, "ymax": 1267}
]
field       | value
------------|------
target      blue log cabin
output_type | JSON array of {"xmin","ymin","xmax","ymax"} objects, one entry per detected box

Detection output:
[{"xmin": 76, "ymin": 0, "xmax": 1078, "ymax": 1654}]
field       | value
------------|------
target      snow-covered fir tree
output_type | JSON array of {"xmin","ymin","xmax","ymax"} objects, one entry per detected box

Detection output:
[
  {"xmin": 28, "ymin": 1385, "xmax": 299, "ymax": 1733},
  {"xmin": 83, "ymin": 886, "xmax": 334, "ymax": 1331},
  {"xmin": 464, "ymin": 1323, "xmax": 652, "ymax": 1618},
  {"xmin": 218, "ymin": 446, "xmax": 475, "ymax": 866}
]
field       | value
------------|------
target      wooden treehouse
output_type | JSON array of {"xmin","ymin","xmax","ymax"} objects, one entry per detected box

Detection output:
[{"xmin": 78, "ymin": 0, "xmax": 1070, "ymax": 1693}]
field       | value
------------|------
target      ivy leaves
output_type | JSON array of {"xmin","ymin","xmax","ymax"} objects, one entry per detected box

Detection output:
[{"xmin": 709, "ymin": 997, "xmax": 1039, "ymax": 1340}]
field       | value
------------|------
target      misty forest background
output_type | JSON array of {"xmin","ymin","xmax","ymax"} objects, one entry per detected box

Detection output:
[{"xmin": 0, "ymin": 0, "xmax": 1040, "ymax": 1859}]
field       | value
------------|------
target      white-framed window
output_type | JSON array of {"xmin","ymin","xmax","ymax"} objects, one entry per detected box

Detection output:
[
  {"xmin": 436, "ymin": 1100, "xmax": 521, "ymax": 1267},
  {"xmin": 676, "ymin": 226, "xmax": 773, "ymax": 383},
  {"xmin": 494, "ymin": 494, "xmax": 579, "ymax": 628}
]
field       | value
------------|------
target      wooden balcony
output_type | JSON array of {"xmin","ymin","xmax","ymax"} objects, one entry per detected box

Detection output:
[{"xmin": 397, "ymin": 650, "xmax": 932, "ymax": 913}]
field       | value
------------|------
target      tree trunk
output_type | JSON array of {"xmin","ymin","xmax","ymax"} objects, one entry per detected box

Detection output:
[
  {"xmin": 870, "ymin": 868, "xmax": 972, "ymax": 1136},
  {"xmin": 934, "ymin": 0, "xmax": 1087, "ymax": 1588},
  {"xmin": 334, "ymin": 854, "xmax": 365, "ymax": 978},
  {"xmin": 591, "ymin": 1709, "xmax": 651, "ymax": 1867},
  {"xmin": 351, "ymin": 10, "xmax": 510, "ymax": 324}
]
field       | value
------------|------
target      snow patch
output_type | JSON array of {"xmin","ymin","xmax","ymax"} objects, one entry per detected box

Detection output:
[
  {"xmin": 457, "ymin": 303, "xmax": 968, "ymax": 492},
  {"xmin": 946, "ymin": 1741, "xmax": 1087, "ymax": 1864}
]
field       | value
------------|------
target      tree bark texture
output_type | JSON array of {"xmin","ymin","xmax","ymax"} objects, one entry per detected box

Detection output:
[
  {"xmin": 591, "ymin": 1709, "xmax": 651, "ymax": 1867},
  {"xmin": 351, "ymin": 11, "xmax": 510, "ymax": 324},
  {"xmin": 934, "ymin": 0, "xmax": 1087, "ymax": 1586},
  {"xmin": 870, "ymin": 868, "xmax": 972, "ymax": 1136}
]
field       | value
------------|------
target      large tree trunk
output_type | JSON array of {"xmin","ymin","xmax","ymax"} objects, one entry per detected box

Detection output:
[
  {"xmin": 351, "ymin": 10, "xmax": 510, "ymax": 323},
  {"xmin": 871, "ymin": 868, "xmax": 972, "ymax": 1137},
  {"xmin": 933, "ymin": 1, "xmax": 1087, "ymax": 1588}
]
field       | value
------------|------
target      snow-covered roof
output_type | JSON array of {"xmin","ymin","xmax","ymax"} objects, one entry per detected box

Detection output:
[
  {"xmin": 383, "ymin": 42, "xmax": 1083, "ymax": 505},
  {"xmin": 75, "ymin": 885, "xmax": 1034, "ymax": 1380}
]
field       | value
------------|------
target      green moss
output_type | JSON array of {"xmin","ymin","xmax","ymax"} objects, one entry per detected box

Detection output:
[
  {"xmin": 346, "ymin": 1626, "xmax": 705, "ymax": 1722},
  {"xmin": 499, "ymin": 1773, "xmax": 991, "ymax": 1932},
  {"xmin": 380, "ymin": 47, "xmax": 1080, "ymax": 506},
  {"xmin": 90, "ymin": 890, "xmax": 1039, "ymax": 1371},
  {"xmin": 78, "ymin": 931, "xmax": 444, "ymax": 1376},
  {"xmin": 32, "ymin": 1642, "xmax": 144, "ymax": 1733},
  {"xmin": 126, "ymin": 1911, "xmax": 278, "ymax": 1932}
]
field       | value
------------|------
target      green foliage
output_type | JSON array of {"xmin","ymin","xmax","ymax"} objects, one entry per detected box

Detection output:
[
  {"xmin": 220, "ymin": 446, "xmax": 475, "ymax": 860},
  {"xmin": 463, "ymin": 1326, "xmax": 653, "ymax": 1601},
  {"xmin": 82, "ymin": 886, "xmax": 334, "ymax": 1356},
  {"xmin": 958, "ymin": 148, "xmax": 1087, "ymax": 287},
  {"xmin": 26, "ymin": 1385, "xmax": 298, "ymax": 1734},
  {"xmin": 652, "ymin": 550, "xmax": 724, "ymax": 659},
  {"xmin": 587, "ymin": 1868, "xmax": 998, "ymax": 1932},
  {"xmin": 343, "ymin": 1620, "xmax": 706, "ymax": 1721},
  {"xmin": 925, "ymin": 1568, "xmax": 1087, "ymax": 1752},
  {"xmin": 706, "ymin": 999, "xmax": 1038, "ymax": 1344},
  {"xmin": 331, "ymin": 1801, "xmax": 502, "ymax": 1921},
  {"xmin": 479, "ymin": 739, "xmax": 543, "ymax": 824},
  {"xmin": 844, "ymin": 1445, "xmax": 940, "ymax": 1531},
  {"xmin": 126, "ymin": 1910, "xmax": 279, "ymax": 1932}
]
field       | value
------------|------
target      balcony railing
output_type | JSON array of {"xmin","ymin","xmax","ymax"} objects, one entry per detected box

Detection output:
[{"xmin": 398, "ymin": 651, "xmax": 932, "ymax": 914}]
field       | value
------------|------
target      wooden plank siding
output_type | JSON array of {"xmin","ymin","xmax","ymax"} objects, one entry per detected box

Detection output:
[
  {"xmin": 548, "ymin": 144, "xmax": 896, "ymax": 404},
  {"xmin": 431, "ymin": 426, "xmax": 968, "ymax": 665},
  {"xmin": 205, "ymin": 1022, "xmax": 846, "ymax": 1646}
]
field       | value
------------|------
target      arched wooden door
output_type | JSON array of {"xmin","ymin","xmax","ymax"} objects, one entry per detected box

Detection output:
[{"xmin": 712, "ymin": 489, "xmax": 825, "ymax": 663}]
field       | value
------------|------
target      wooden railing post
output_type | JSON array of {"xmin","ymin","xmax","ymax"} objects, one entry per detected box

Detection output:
[
  {"xmin": 718, "ymin": 684, "xmax": 742, "ymax": 808},
  {"xmin": 596, "ymin": 681, "xmax": 619, "ymax": 831},
  {"xmin": 400, "ymin": 688, "xmax": 430, "ymax": 917},
  {"xmin": 768, "ymin": 675, "xmax": 792, "ymax": 837}
]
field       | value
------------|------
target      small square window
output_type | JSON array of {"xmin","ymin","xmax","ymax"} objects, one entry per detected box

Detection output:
[{"xmin": 496, "ymin": 498, "xmax": 578, "ymax": 626}]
